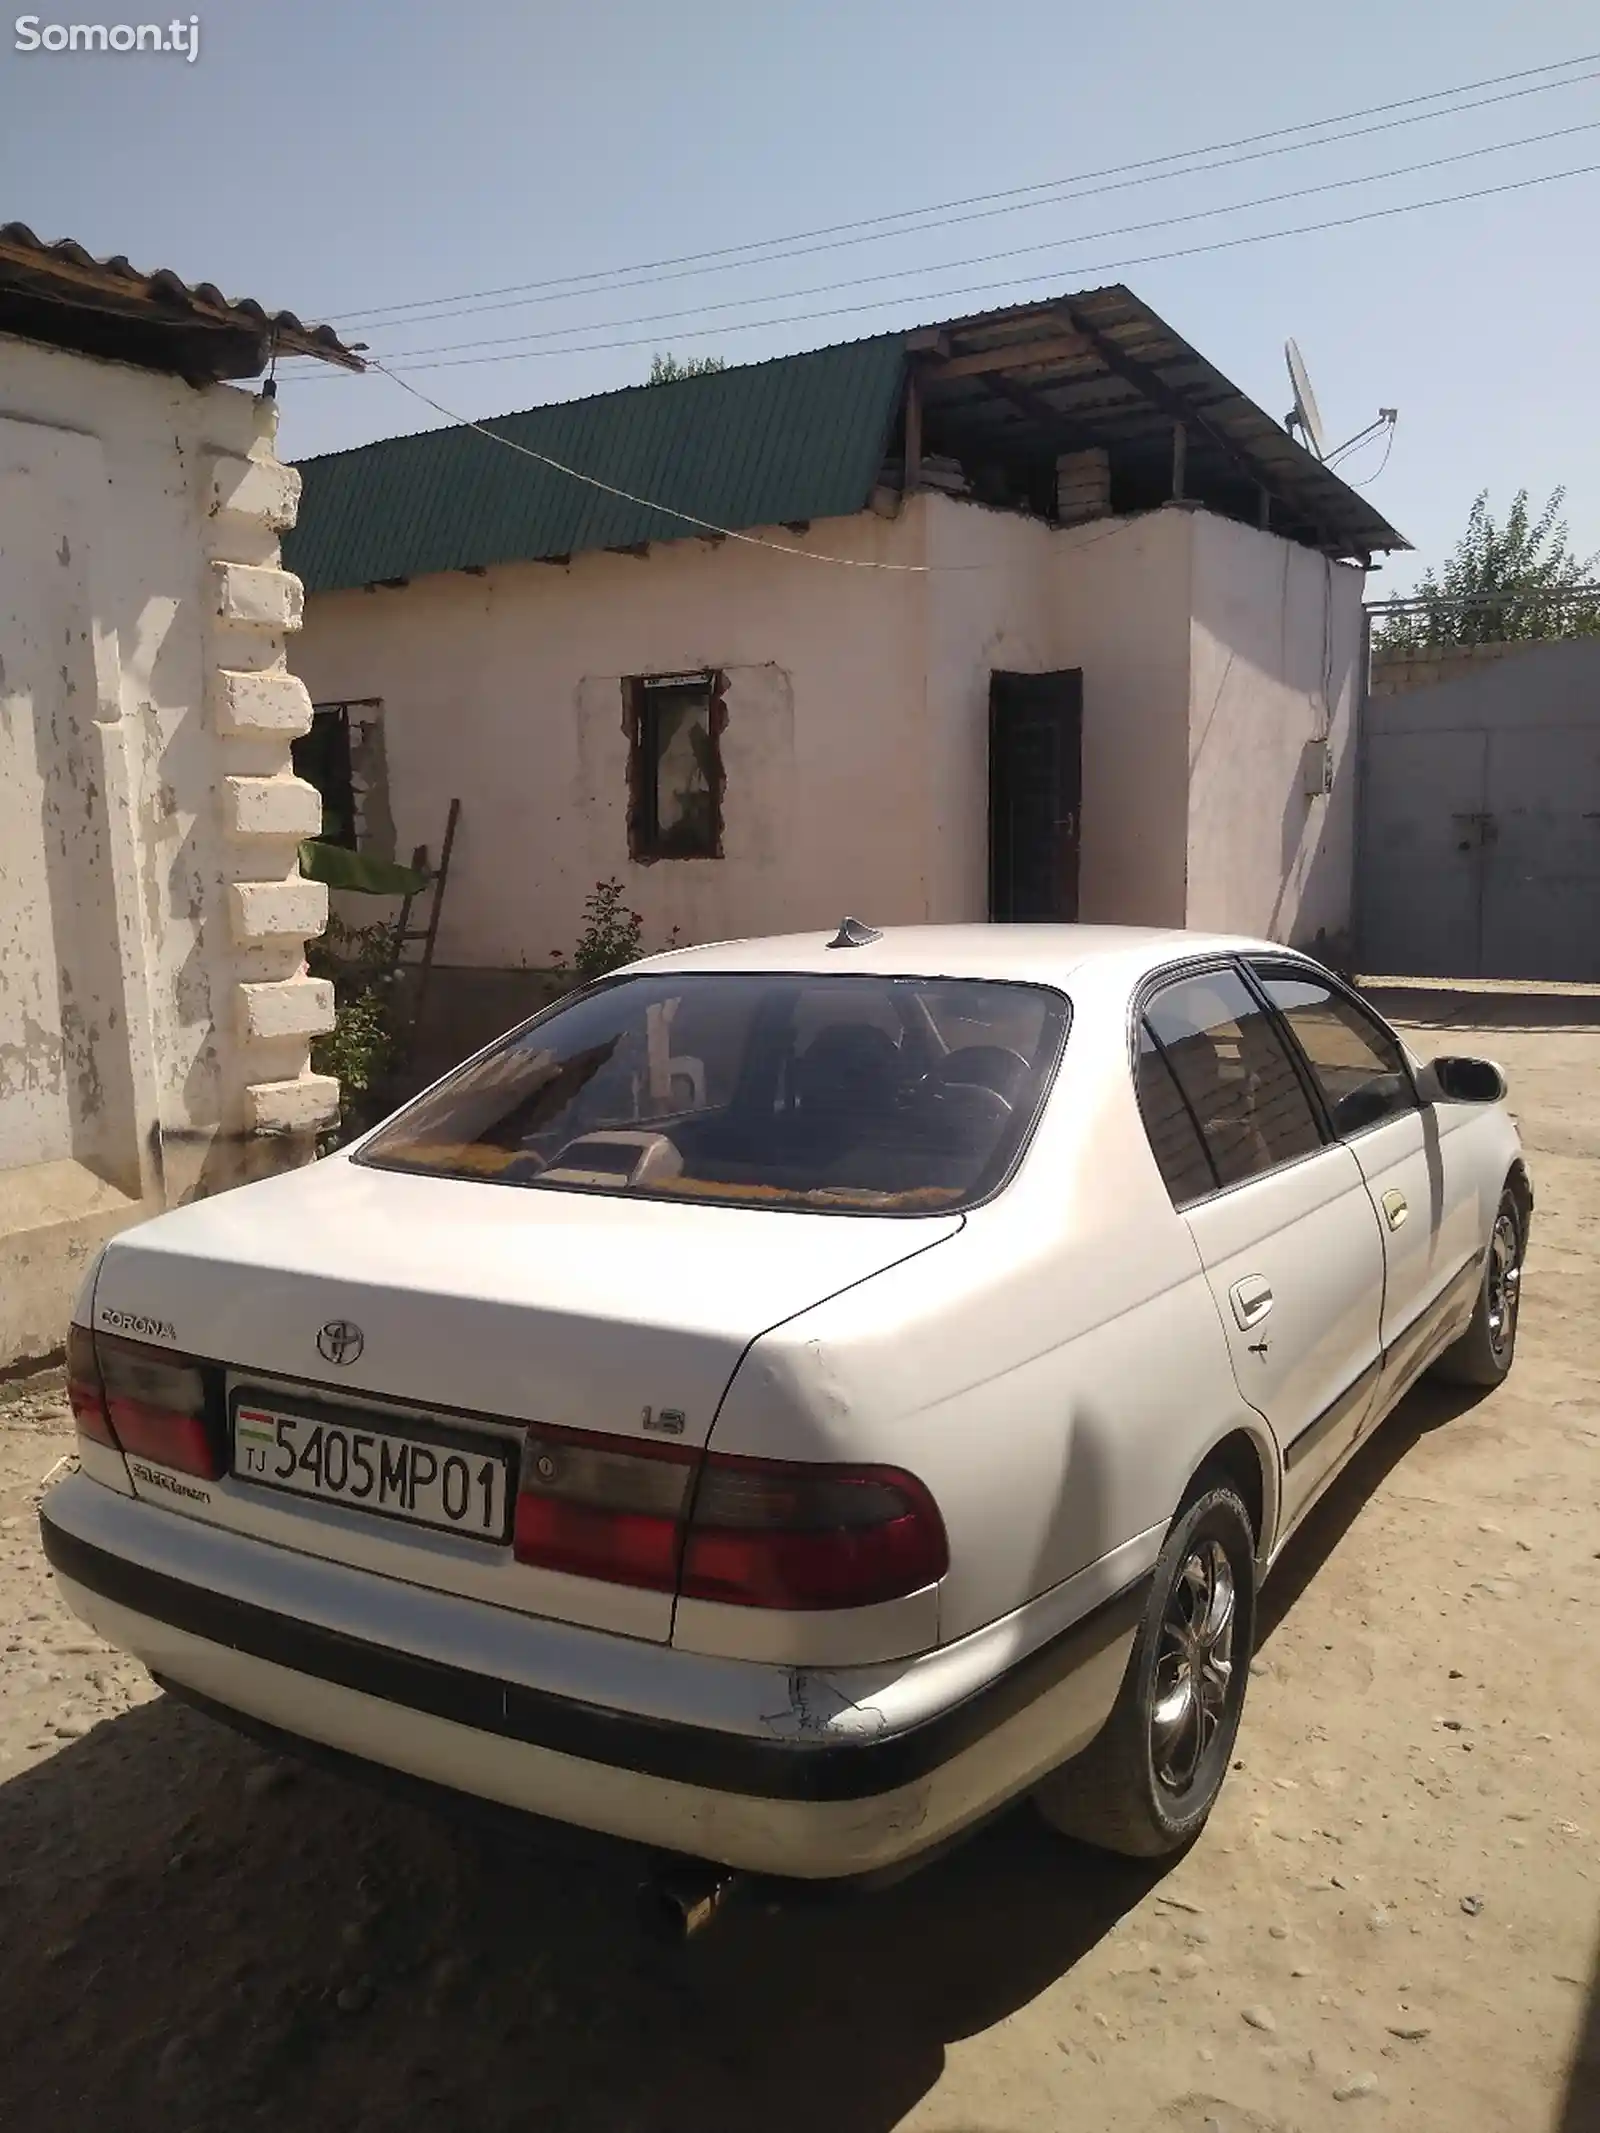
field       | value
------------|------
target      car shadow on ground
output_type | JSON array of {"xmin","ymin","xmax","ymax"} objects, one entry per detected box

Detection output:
[
  {"xmin": 0, "ymin": 1377, "xmax": 1513, "ymax": 2133},
  {"xmin": 1255, "ymin": 1375, "xmax": 1481, "ymax": 1646},
  {"xmin": 0, "ymin": 1686, "xmax": 1167, "ymax": 2133},
  {"xmin": 1561, "ymin": 1950, "xmax": 1600, "ymax": 2133}
]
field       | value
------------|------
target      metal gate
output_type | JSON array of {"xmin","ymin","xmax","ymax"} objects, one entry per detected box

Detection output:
[{"xmin": 1357, "ymin": 634, "xmax": 1600, "ymax": 982}]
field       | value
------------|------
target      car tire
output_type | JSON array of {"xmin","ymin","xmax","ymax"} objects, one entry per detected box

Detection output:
[
  {"xmin": 1033, "ymin": 1484, "xmax": 1256, "ymax": 1859},
  {"xmin": 1430, "ymin": 1185, "xmax": 1527, "ymax": 1390}
]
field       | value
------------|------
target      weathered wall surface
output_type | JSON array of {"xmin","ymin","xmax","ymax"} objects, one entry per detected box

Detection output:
[
  {"xmin": 293, "ymin": 494, "xmax": 1351, "ymax": 991},
  {"xmin": 1368, "ymin": 636, "xmax": 1530, "ymax": 696},
  {"xmin": 1185, "ymin": 514, "xmax": 1365, "ymax": 957},
  {"xmin": 295, "ymin": 509, "xmax": 934, "ymax": 963},
  {"xmin": 0, "ymin": 332, "xmax": 334, "ymax": 1365},
  {"xmin": 1057, "ymin": 508, "xmax": 1194, "ymax": 927}
]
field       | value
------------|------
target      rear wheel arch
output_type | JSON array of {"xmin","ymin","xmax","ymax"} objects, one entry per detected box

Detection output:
[
  {"xmin": 1507, "ymin": 1158, "xmax": 1534, "ymax": 1225},
  {"xmin": 1186, "ymin": 1427, "xmax": 1273, "ymax": 1563}
]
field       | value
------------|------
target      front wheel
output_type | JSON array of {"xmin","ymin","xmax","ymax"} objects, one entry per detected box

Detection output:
[
  {"xmin": 1034, "ymin": 1484, "xmax": 1256, "ymax": 1858},
  {"xmin": 1430, "ymin": 1185, "xmax": 1526, "ymax": 1390}
]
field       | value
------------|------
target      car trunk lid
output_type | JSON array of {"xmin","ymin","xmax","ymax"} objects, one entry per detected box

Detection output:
[{"xmin": 90, "ymin": 1154, "xmax": 961, "ymax": 1640}]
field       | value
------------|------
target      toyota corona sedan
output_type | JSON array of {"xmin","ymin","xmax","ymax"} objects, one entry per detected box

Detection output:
[{"xmin": 41, "ymin": 923, "xmax": 1530, "ymax": 1904}]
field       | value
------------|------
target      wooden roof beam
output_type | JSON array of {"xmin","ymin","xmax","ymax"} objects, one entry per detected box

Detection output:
[
  {"xmin": 977, "ymin": 370, "xmax": 1109, "ymax": 455},
  {"xmin": 927, "ymin": 333, "xmax": 1091, "ymax": 381},
  {"xmin": 1050, "ymin": 302, "xmax": 1347, "ymax": 554}
]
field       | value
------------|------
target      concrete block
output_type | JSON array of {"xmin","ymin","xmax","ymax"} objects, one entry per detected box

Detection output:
[
  {"xmin": 213, "ymin": 560, "xmax": 304, "ymax": 631},
  {"xmin": 246, "ymin": 1073, "xmax": 341, "ymax": 1134},
  {"xmin": 209, "ymin": 452, "xmax": 301, "ymax": 531},
  {"xmin": 212, "ymin": 666, "xmax": 314, "ymax": 737},
  {"xmin": 237, "ymin": 974, "xmax": 335, "ymax": 1043},
  {"xmin": 225, "ymin": 773, "xmax": 324, "ymax": 840},
  {"xmin": 228, "ymin": 878, "xmax": 329, "ymax": 945},
  {"xmin": 1057, "ymin": 447, "xmax": 1111, "ymax": 526}
]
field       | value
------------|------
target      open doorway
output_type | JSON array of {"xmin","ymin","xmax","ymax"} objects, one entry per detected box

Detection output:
[{"xmin": 988, "ymin": 669, "xmax": 1082, "ymax": 922}]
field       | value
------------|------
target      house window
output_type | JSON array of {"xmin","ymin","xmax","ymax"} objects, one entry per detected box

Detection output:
[
  {"xmin": 628, "ymin": 672, "xmax": 724, "ymax": 861},
  {"xmin": 293, "ymin": 701, "xmax": 359, "ymax": 849}
]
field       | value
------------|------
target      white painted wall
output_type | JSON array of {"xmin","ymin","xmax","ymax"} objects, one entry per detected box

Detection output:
[
  {"xmin": 0, "ymin": 330, "xmax": 332, "ymax": 1364},
  {"xmin": 1185, "ymin": 512, "xmax": 1365, "ymax": 956},
  {"xmin": 292, "ymin": 493, "xmax": 1357, "ymax": 979},
  {"xmin": 296, "ymin": 508, "xmax": 934, "ymax": 965},
  {"xmin": 1057, "ymin": 510, "xmax": 1194, "ymax": 927}
]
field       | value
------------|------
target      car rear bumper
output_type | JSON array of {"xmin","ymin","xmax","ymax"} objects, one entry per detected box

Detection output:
[{"xmin": 39, "ymin": 1473, "xmax": 1149, "ymax": 1880}]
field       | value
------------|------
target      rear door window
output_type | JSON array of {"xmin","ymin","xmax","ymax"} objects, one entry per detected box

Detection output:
[
  {"xmin": 1251, "ymin": 967, "xmax": 1418, "ymax": 1138},
  {"xmin": 1136, "ymin": 1022, "xmax": 1217, "ymax": 1207},
  {"xmin": 1142, "ymin": 967, "xmax": 1324, "ymax": 1191}
]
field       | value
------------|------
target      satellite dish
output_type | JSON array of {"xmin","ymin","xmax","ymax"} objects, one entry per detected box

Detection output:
[{"xmin": 1284, "ymin": 338, "xmax": 1327, "ymax": 460}]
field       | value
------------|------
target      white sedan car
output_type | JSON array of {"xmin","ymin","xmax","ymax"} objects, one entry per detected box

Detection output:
[{"xmin": 42, "ymin": 924, "xmax": 1529, "ymax": 1918}]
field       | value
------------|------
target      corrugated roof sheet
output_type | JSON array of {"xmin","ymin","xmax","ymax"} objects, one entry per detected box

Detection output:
[
  {"xmin": 285, "ymin": 287, "xmax": 1405, "ymax": 590},
  {"xmin": 0, "ymin": 222, "xmax": 361, "ymax": 377},
  {"xmin": 286, "ymin": 336, "xmax": 908, "ymax": 591}
]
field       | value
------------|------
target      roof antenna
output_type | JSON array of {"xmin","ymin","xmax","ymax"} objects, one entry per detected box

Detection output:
[{"xmin": 827, "ymin": 917, "xmax": 882, "ymax": 949}]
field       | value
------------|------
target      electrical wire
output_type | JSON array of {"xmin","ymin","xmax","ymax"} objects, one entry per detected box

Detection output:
[
  {"xmin": 326, "ymin": 53, "xmax": 1600, "ymax": 330},
  {"xmin": 358, "ymin": 358, "xmax": 1202, "ymax": 576},
  {"xmin": 342, "ymin": 120, "xmax": 1600, "ymax": 366},
  {"xmin": 287, "ymin": 158, "xmax": 1600, "ymax": 379},
  {"xmin": 1347, "ymin": 428, "xmax": 1398, "ymax": 487},
  {"xmin": 361, "ymin": 360, "xmax": 938, "ymax": 570}
]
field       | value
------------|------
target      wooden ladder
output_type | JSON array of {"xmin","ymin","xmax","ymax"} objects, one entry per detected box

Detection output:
[{"xmin": 389, "ymin": 796, "xmax": 460, "ymax": 1063}]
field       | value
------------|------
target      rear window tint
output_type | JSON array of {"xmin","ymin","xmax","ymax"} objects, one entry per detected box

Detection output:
[{"xmin": 357, "ymin": 971, "xmax": 1069, "ymax": 1216}]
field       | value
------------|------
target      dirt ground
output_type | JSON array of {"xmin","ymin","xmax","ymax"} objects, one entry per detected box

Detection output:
[{"xmin": 2, "ymin": 1018, "xmax": 1596, "ymax": 2133}]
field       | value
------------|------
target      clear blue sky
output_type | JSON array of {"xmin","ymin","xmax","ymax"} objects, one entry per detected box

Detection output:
[{"xmin": 4, "ymin": 0, "xmax": 1598, "ymax": 586}]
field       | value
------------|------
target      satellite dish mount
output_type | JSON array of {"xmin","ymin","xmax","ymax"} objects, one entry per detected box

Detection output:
[{"xmin": 1283, "ymin": 336, "xmax": 1399, "ymax": 481}]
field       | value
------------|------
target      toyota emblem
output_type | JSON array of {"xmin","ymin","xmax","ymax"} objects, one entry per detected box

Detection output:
[{"xmin": 316, "ymin": 1319, "xmax": 364, "ymax": 1367}]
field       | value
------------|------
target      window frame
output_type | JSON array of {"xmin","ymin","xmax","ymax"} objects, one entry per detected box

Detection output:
[
  {"xmin": 294, "ymin": 699, "xmax": 362, "ymax": 852},
  {"xmin": 626, "ymin": 670, "xmax": 726, "ymax": 863},
  {"xmin": 1130, "ymin": 954, "xmax": 1338, "ymax": 1208},
  {"xmin": 1240, "ymin": 956, "xmax": 1423, "ymax": 1143}
]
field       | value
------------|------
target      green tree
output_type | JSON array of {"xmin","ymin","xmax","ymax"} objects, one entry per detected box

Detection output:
[
  {"xmin": 647, "ymin": 351, "xmax": 726, "ymax": 384},
  {"xmin": 1375, "ymin": 488, "xmax": 1600, "ymax": 651}
]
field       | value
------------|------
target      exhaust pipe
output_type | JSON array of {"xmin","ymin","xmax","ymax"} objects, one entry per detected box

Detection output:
[{"xmin": 637, "ymin": 1863, "xmax": 744, "ymax": 1943}]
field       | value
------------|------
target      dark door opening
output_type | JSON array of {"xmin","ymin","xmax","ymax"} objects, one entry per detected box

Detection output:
[
  {"xmin": 988, "ymin": 669, "xmax": 1083, "ymax": 922},
  {"xmin": 293, "ymin": 701, "xmax": 359, "ymax": 850}
]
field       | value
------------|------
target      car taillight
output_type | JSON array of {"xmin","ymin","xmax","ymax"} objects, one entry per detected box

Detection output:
[
  {"xmin": 511, "ymin": 1424, "xmax": 947, "ymax": 1611},
  {"xmin": 513, "ymin": 1427, "xmax": 695, "ymax": 1591},
  {"xmin": 682, "ymin": 1457, "xmax": 948, "ymax": 1610},
  {"xmin": 66, "ymin": 1322, "xmax": 115, "ymax": 1448},
  {"xmin": 96, "ymin": 1334, "xmax": 222, "ymax": 1480}
]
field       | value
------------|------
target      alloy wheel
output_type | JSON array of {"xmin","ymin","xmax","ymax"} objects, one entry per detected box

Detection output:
[
  {"xmin": 1150, "ymin": 1538, "xmax": 1236, "ymax": 1793},
  {"xmin": 1486, "ymin": 1205, "xmax": 1522, "ymax": 1360}
]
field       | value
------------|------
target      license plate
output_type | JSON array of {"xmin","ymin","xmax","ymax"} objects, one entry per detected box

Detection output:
[{"xmin": 231, "ymin": 1398, "xmax": 515, "ymax": 1543}]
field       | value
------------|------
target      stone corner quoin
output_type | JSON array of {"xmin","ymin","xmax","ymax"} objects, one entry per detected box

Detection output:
[{"xmin": 204, "ymin": 437, "xmax": 338, "ymax": 1161}]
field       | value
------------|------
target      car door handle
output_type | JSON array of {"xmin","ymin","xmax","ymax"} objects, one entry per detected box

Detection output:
[
  {"xmin": 1229, "ymin": 1276, "xmax": 1274, "ymax": 1330},
  {"xmin": 1382, "ymin": 1189, "xmax": 1408, "ymax": 1231}
]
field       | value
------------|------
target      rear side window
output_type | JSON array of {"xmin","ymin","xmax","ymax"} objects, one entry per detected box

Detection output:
[
  {"xmin": 1143, "ymin": 968, "xmax": 1323, "ymax": 1191},
  {"xmin": 1252, "ymin": 967, "xmax": 1417, "ymax": 1137},
  {"xmin": 1137, "ymin": 1023, "xmax": 1216, "ymax": 1206}
]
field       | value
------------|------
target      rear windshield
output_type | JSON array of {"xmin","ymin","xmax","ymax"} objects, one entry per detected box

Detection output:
[{"xmin": 356, "ymin": 971, "xmax": 1068, "ymax": 1215}]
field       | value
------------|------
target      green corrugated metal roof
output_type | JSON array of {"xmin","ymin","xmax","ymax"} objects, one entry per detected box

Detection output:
[{"xmin": 284, "ymin": 336, "xmax": 909, "ymax": 593}]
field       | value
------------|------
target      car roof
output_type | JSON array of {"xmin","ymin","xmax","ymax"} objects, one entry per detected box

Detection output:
[{"xmin": 625, "ymin": 922, "xmax": 1309, "ymax": 986}]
